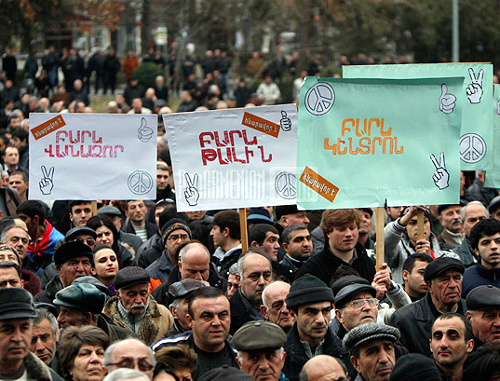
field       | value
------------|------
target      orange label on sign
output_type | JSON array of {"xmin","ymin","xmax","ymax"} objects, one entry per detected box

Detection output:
[
  {"xmin": 300, "ymin": 166, "xmax": 339, "ymax": 202},
  {"xmin": 242, "ymin": 112, "xmax": 280, "ymax": 138},
  {"xmin": 31, "ymin": 115, "xmax": 66, "ymax": 140}
]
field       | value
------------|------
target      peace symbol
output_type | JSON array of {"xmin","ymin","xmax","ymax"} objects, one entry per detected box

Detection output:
[
  {"xmin": 304, "ymin": 83, "xmax": 335, "ymax": 116},
  {"xmin": 127, "ymin": 170, "xmax": 154, "ymax": 195},
  {"xmin": 275, "ymin": 171, "xmax": 297, "ymax": 199},
  {"xmin": 459, "ymin": 133, "xmax": 486, "ymax": 164}
]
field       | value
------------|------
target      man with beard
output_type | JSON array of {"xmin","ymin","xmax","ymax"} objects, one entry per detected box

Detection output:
[
  {"xmin": 103, "ymin": 266, "xmax": 173, "ymax": 346},
  {"xmin": 261, "ymin": 281, "xmax": 294, "ymax": 333},
  {"xmin": 230, "ymin": 251, "xmax": 272, "ymax": 334},
  {"xmin": 283, "ymin": 274, "xmax": 352, "ymax": 381},
  {"xmin": 437, "ymin": 204, "xmax": 465, "ymax": 249}
]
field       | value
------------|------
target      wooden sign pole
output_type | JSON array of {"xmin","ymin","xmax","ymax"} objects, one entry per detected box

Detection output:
[
  {"xmin": 375, "ymin": 207, "xmax": 385, "ymax": 270},
  {"xmin": 417, "ymin": 209, "xmax": 425, "ymax": 240},
  {"xmin": 239, "ymin": 208, "xmax": 249, "ymax": 252}
]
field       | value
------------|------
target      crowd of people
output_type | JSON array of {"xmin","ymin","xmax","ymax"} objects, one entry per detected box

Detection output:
[{"xmin": 0, "ymin": 45, "xmax": 500, "ymax": 381}]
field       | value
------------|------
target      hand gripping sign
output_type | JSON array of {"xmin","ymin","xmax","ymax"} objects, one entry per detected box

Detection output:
[
  {"xmin": 343, "ymin": 63, "xmax": 494, "ymax": 170},
  {"xmin": 164, "ymin": 104, "xmax": 298, "ymax": 212},
  {"xmin": 29, "ymin": 114, "xmax": 157, "ymax": 200},
  {"xmin": 297, "ymin": 77, "xmax": 463, "ymax": 210}
]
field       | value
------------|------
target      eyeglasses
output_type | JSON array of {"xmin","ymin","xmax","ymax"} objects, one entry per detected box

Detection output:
[
  {"xmin": 107, "ymin": 358, "xmax": 154, "ymax": 372},
  {"xmin": 168, "ymin": 234, "xmax": 189, "ymax": 241},
  {"xmin": 75, "ymin": 237, "xmax": 96, "ymax": 246},
  {"xmin": 348, "ymin": 298, "xmax": 379, "ymax": 309}
]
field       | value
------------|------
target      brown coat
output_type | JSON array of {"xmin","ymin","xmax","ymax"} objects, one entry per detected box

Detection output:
[{"xmin": 103, "ymin": 295, "xmax": 173, "ymax": 346}]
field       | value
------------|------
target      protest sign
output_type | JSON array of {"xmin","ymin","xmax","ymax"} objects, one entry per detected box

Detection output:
[
  {"xmin": 343, "ymin": 63, "xmax": 493, "ymax": 171},
  {"xmin": 164, "ymin": 105, "xmax": 298, "ymax": 212},
  {"xmin": 297, "ymin": 77, "xmax": 463, "ymax": 210},
  {"xmin": 29, "ymin": 113, "xmax": 157, "ymax": 200},
  {"xmin": 485, "ymin": 84, "xmax": 500, "ymax": 188}
]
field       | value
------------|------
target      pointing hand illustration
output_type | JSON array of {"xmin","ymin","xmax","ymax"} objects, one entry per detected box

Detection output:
[
  {"xmin": 39, "ymin": 165, "xmax": 54, "ymax": 195},
  {"xmin": 138, "ymin": 117, "xmax": 154, "ymax": 142},
  {"xmin": 466, "ymin": 68, "xmax": 484, "ymax": 104},
  {"xmin": 430, "ymin": 152, "xmax": 450, "ymax": 190},
  {"xmin": 280, "ymin": 111, "xmax": 292, "ymax": 131},
  {"xmin": 439, "ymin": 83, "xmax": 456, "ymax": 114},
  {"xmin": 184, "ymin": 173, "xmax": 199, "ymax": 207}
]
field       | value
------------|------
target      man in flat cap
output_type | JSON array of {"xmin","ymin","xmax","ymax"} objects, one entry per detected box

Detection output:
[
  {"xmin": 334, "ymin": 281, "xmax": 379, "ymax": 340},
  {"xmin": 343, "ymin": 323, "xmax": 400, "ymax": 381},
  {"xmin": 34, "ymin": 241, "xmax": 94, "ymax": 309},
  {"xmin": 283, "ymin": 274, "xmax": 352, "ymax": 381},
  {"xmin": 54, "ymin": 282, "xmax": 131, "ymax": 341},
  {"xmin": 233, "ymin": 321, "xmax": 287, "ymax": 381},
  {"xmin": 103, "ymin": 266, "xmax": 173, "ymax": 345},
  {"xmin": 163, "ymin": 278, "xmax": 206, "ymax": 337},
  {"xmin": 390, "ymin": 257, "xmax": 467, "ymax": 356},
  {"xmin": 0, "ymin": 288, "xmax": 63, "ymax": 380},
  {"xmin": 466, "ymin": 285, "xmax": 500, "ymax": 347},
  {"xmin": 462, "ymin": 218, "xmax": 500, "ymax": 297}
]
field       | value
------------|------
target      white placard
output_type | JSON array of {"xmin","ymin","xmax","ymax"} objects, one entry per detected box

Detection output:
[
  {"xmin": 29, "ymin": 113, "xmax": 157, "ymax": 200},
  {"xmin": 164, "ymin": 105, "xmax": 298, "ymax": 212}
]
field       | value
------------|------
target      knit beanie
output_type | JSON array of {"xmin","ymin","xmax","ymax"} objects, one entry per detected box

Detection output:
[{"xmin": 286, "ymin": 274, "xmax": 334, "ymax": 310}]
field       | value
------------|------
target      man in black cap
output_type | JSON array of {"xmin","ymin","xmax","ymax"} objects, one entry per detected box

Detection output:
[
  {"xmin": 103, "ymin": 266, "xmax": 173, "ymax": 346},
  {"xmin": 54, "ymin": 282, "xmax": 131, "ymax": 341},
  {"xmin": 390, "ymin": 257, "xmax": 467, "ymax": 356},
  {"xmin": 488, "ymin": 195, "xmax": 500, "ymax": 221},
  {"xmin": 334, "ymin": 282, "xmax": 378, "ymax": 340},
  {"xmin": 34, "ymin": 241, "xmax": 94, "ymax": 308},
  {"xmin": 436, "ymin": 204, "xmax": 464, "ymax": 249},
  {"xmin": 462, "ymin": 218, "xmax": 500, "ymax": 297},
  {"xmin": 466, "ymin": 285, "xmax": 500, "ymax": 346},
  {"xmin": 39, "ymin": 225, "xmax": 98, "ymax": 289},
  {"xmin": 343, "ymin": 323, "xmax": 400, "ymax": 381},
  {"xmin": 146, "ymin": 219, "xmax": 192, "ymax": 284},
  {"xmin": 275, "ymin": 205, "xmax": 310, "ymax": 231},
  {"xmin": 163, "ymin": 278, "xmax": 206, "ymax": 337},
  {"xmin": 389, "ymin": 353, "xmax": 441, "ymax": 381},
  {"xmin": 233, "ymin": 321, "xmax": 287, "ymax": 381},
  {"xmin": 429, "ymin": 313, "xmax": 474, "ymax": 381},
  {"xmin": 0, "ymin": 288, "xmax": 63, "ymax": 380},
  {"xmin": 283, "ymin": 274, "xmax": 351, "ymax": 381}
]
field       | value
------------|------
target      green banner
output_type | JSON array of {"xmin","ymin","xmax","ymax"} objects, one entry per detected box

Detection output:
[
  {"xmin": 344, "ymin": 63, "xmax": 493, "ymax": 171},
  {"xmin": 297, "ymin": 77, "xmax": 463, "ymax": 209},
  {"xmin": 485, "ymin": 84, "xmax": 500, "ymax": 188}
]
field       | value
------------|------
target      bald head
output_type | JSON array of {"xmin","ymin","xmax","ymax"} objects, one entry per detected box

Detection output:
[{"xmin": 300, "ymin": 355, "xmax": 347, "ymax": 381}]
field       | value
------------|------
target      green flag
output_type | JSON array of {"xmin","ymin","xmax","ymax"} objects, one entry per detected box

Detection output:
[
  {"xmin": 344, "ymin": 63, "xmax": 493, "ymax": 171},
  {"xmin": 485, "ymin": 84, "xmax": 500, "ymax": 188},
  {"xmin": 297, "ymin": 77, "xmax": 463, "ymax": 209}
]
